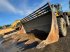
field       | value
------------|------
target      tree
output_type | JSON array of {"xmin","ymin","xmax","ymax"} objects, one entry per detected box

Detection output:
[{"xmin": 0, "ymin": 26, "xmax": 3, "ymax": 29}]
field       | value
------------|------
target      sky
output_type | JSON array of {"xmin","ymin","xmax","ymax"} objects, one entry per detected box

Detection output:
[{"xmin": 0, "ymin": 0, "xmax": 69, "ymax": 26}]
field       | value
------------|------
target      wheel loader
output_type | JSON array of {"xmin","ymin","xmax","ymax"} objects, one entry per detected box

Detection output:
[
  {"xmin": 1, "ymin": 2, "xmax": 70, "ymax": 49},
  {"xmin": 18, "ymin": 3, "xmax": 70, "ymax": 48}
]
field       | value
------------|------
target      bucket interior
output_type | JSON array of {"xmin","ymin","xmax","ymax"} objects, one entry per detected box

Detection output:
[{"xmin": 23, "ymin": 12, "xmax": 52, "ymax": 40}]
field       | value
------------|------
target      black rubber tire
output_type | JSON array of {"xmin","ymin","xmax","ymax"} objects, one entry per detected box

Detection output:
[{"xmin": 57, "ymin": 18, "xmax": 67, "ymax": 37}]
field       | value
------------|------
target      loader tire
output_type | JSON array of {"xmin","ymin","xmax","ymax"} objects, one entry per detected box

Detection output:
[
  {"xmin": 64, "ymin": 15, "xmax": 70, "ymax": 26},
  {"xmin": 57, "ymin": 18, "xmax": 67, "ymax": 37}
]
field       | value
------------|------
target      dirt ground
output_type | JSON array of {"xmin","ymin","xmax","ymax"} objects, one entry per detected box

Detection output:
[{"xmin": 0, "ymin": 27, "xmax": 70, "ymax": 52}]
